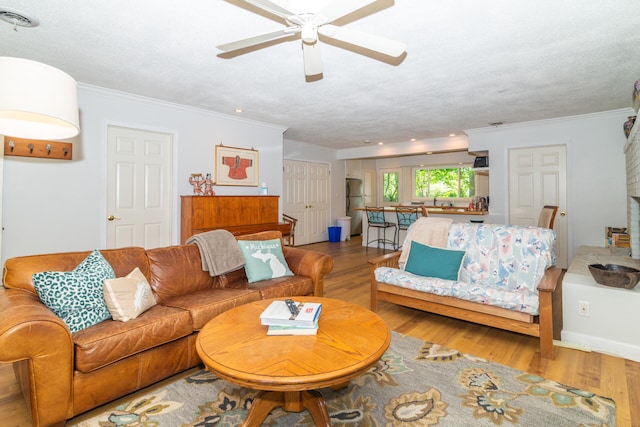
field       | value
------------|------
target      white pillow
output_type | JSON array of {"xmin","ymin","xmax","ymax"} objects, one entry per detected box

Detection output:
[{"xmin": 103, "ymin": 267, "xmax": 157, "ymax": 322}]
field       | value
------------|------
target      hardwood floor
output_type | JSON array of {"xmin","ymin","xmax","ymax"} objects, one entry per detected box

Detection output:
[
  {"xmin": 312, "ymin": 236, "xmax": 639, "ymax": 427},
  {"xmin": 1, "ymin": 236, "xmax": 638, "ymax": 426}
]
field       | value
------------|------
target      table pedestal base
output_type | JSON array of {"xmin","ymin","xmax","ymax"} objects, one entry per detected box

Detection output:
[{"xmin": 242, "ymin": 390, "xmax": 331, "ymax": 427}]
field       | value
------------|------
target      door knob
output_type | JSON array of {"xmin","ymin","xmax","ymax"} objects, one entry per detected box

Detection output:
[
  {"xmin": 560, "ymin": 211, "xmax": 566, "ymax": 216},
  {"xmin": 107, "ymin": 215, "xmax": 121, "ymax": 221}
]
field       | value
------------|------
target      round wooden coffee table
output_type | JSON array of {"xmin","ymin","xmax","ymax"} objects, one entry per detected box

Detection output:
[{"xmin": 196, "ymin": 297, "xmax": 390, "ymax": 427}]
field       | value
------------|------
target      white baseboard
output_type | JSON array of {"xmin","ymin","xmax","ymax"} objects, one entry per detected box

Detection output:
[
  {"xmin": 561, "ymin": 331, "xmax": 640, "ymax": 362},
  {"xmin": 553, "ymin": 339, "xmax": 591, "ymax": 352}
]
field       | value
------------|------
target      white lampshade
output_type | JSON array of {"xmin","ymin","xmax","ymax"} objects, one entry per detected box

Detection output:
[{"xmin": 0, "ymin": 57, "xmax": 79, "ymax": 140}]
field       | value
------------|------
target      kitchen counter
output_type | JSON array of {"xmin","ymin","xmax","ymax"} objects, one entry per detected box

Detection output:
[
  {"xmin": 355, "ymin": 206, "xmax": 489, "ymax": 250},
  {"xmin": 354, "ymin": 206, "xmax": 489, "ymax": 216}
]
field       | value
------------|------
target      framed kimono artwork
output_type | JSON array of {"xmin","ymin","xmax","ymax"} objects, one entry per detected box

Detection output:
[{"xmin": 214, "ymin": 145, "xmax": 259, "ymax": 186}]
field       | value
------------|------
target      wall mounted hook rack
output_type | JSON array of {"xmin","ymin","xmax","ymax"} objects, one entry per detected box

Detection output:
[{"xmin": 3, "ymin": 136, "xmax": 73, "ymax": 160}]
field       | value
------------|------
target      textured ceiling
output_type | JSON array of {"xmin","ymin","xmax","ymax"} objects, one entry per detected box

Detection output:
[{"xmin": 1, "ymin": 0, "xmax": 639, "ymax": 149}]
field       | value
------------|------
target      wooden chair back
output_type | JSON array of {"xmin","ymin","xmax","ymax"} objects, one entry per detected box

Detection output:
[
  {"xmin": 282, "ymin": 214, "xmax": 298, "ymax": 246},
  {"xmin": 537, "ymin": 205, "xmax": 558, "ymax": 229}
]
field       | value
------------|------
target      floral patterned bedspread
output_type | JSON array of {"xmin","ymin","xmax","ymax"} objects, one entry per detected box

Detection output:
[{"xmin": 375, "ymin": 223, "xmax": 557, "ymax": 315}]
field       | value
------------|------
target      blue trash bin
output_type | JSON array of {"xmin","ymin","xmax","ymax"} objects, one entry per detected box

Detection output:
[{"xmin": 328, "ymin": 226, "xmax": 341, "ymax": 242}]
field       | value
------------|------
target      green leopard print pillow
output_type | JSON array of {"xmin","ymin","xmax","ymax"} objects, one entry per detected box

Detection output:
[{"xmin": 33, "ymin": 249, "xmax": 115, "ymax": 333}]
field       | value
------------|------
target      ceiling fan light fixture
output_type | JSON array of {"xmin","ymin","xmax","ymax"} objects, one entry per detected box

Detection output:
[{"xmin": 301, "ymin": 22, "xmax": 317, "ymax": 44}]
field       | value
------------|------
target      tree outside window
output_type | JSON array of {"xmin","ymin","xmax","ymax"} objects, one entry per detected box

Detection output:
[
  {"xmin": 414, "ymin": 167, "xmax": 475, "ymax": 199},
  {"xmin": 383, "ymin": 171, "xmax": 399, "ymax": 202}
]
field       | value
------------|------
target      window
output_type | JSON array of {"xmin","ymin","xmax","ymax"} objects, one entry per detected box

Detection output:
[
  {"xmin": 382, "ymin": 171, "xmax": 399, "ymax": 203},
  {"xmin": 413, "ymin": 166, "xmax": 475, "ymax": 199}
]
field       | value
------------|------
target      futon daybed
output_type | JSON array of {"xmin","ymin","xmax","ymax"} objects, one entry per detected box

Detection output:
[{"xmin": 369, "ymin": 218, "xmax": 562, "ymax": 359}]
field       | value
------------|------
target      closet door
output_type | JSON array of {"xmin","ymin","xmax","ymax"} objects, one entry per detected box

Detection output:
[
  {"xmin": 508, "ymin": 145, "xmax": 568, "ymax": 268},
  {"xmin": 283, "ymin": 160, "xmax": 330, "ymax": 245}
]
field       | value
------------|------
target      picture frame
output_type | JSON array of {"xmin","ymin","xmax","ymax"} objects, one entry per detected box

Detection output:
[{"xmin": 214, "ymin": 145, "xmax": 259, "ymax": 186}]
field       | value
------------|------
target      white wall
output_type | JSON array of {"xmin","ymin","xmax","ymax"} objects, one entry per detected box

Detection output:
[
  {"xmin": 1, "ymin": 85, "xmax": 286, "ymax": 263},
  {"xmin": 283, "ymin": 139, "xmax": 343, "ymax": 223},
  {"xmin": 467, "ymin": 110, "xmax": 631, "ymax": 261}
]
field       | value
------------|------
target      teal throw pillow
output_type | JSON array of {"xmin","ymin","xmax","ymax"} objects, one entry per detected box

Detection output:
[
  {"xmin": 33, "ymin": 249, "xmax": 115, "ymax": 333},
  {"xmin": 404, "ymin": 241, "xmax": 465, "ymax": 281},
  {"xmin": 237, "ymin": 239, "xmax": 294, "ymax": 283}
]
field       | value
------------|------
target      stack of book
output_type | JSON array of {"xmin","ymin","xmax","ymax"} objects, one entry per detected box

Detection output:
[{"xmin": 259, "ymin": 300, "xmax": 322, "ymax": 335}]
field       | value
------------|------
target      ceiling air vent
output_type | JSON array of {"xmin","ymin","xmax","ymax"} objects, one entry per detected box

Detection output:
[{"xmin": 0, "ymin": 7, "xmax": 39, "ymax": 28}]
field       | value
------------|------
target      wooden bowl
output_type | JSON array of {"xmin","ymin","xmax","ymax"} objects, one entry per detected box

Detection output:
[{"xmin": 588, "ymin": 264, "xmax": 640, "ymax": 289}]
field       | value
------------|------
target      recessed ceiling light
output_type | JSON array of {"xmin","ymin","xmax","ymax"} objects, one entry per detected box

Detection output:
[
  {"xmin": 234, "ymin": 108, "xmax": 243, "ymax": 113},
  {"xmin": 364, "ymin": 140, "xmax": 371, "ymax": 144},
  {"xmin": 377, "ymin": 142, "xmax": 384, "ymax": 145},
  {"xmin": 449, "ymin": 133, "xmax": 456, "ymax": 137},
  {"xmin": 410, "ymin": 138, "xmax": 417, "ymax": 142}
]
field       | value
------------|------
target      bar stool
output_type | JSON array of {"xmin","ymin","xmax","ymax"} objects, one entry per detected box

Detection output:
[
  {"xmin": 365, "ymin": 207, "xmax": 397, "ymax": 253},
  {"xmin": 395, "ymin": 206, "xmax": 419, "ymax": 249}
]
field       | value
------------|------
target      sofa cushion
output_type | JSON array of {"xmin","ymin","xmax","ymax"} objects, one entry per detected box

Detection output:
[
  {"xmin": 404, "ymin": 241, "xmax": 465, "ymax": 280},
  {"xmin": 146, "ymin": 245, "xmax": 220, "ymax": 302},
  {"xmin": 248, "ymin": 275, "xmax": 315, "ymax": 299},
  {"xmin": 103, "ymin": 267, "xmax": 157, "ymax": 322},
  {"xmin": 447, "ymin": 223, "xmax": 556, "ymax": 293},
  {"xmin": 161, "ymin": 288, "xmax": 262, "ymax": 330},
  {"xmin": 375, "ymin": 267, "xmax": 540, "ymax": 315},
  {"xmin": 72, "ymin": 304, "xmax": 192, "ymax": 373},
  {"xmin": 3, "ymin": 247, "xmax": 149, "ymax": 295},
  {"xmin": 32, "ymin": 249, "xmax": 114, "ymax": 333},
  {"xmin": 237, "ymin": 238, "xmax": 293, "ymax": 283}
]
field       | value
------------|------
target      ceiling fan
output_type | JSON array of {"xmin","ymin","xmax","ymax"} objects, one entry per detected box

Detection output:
[{"xmin": 217, "ymin": 0, "xmax": 407, "ymax": 77}]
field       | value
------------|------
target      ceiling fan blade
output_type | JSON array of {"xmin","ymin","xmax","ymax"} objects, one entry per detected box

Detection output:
[
  {"xmin": 217, "ymin": 29, "xmax": 294, "ymax": 52},
  {"xmin": 302, "ymin": 42, "xmax": 323, "ymax": 76},
  {"xmin": 319, "ymin": 24, "xmax": 406, "ymax": 57},
  {"xmin": 315, "ymin": 0, "xmax": 377, "ymax": 23},
  {"xmin": 241, "ymin": 0, "xmax": 296, "ymax": 20}
]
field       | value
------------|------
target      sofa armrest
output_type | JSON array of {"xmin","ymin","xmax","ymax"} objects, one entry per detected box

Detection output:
[
  {"xmin": 282, "ymin": 247, "xmax": 334, "ymax": 296},
  {"xmin": 368, "ymin": 251, "xmax": 401, "ymax": 270},
  {"xmin": 537, "ymin": 266, "xmax": 564, "ymax": 357},
  {"xmin": 0, "ymin": 288, "xmax": 74, "ymax": 426},
  {"xmin": 537, "ymin": 266, "xmax": 562, "ymax": 293},
  {"xmin": 368, "ymin": 252, "xmax": 401, "ymax": 312}
]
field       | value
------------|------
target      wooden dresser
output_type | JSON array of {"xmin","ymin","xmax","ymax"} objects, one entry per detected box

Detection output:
[{"xmin": 180, "ymin": 195, "xmax": 291, "ymax": 244}]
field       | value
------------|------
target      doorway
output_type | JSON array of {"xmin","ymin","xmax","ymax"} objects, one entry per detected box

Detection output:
[
  {"xmin": 283, "ymin": 160, "xmax": 330, "ymax": 245},
  {"xmin": 508, "ymin": 145, "xmax": 568, "ymax": 268},
  {"xmin": 106, "ymin": 126, "xmax": 173, "ymax": 249}
]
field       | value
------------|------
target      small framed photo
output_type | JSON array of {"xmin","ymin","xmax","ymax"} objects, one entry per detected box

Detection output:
[{"xmin": 214, "ymin": 145, "xmax": 259, "ymax": 186}]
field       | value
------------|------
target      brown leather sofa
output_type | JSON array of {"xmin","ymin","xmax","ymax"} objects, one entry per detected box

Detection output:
[{"xmin": 0, "ymin": 231, "xmax": 333, "ymax": 427}]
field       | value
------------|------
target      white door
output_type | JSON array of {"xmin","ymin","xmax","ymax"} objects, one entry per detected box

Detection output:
[
  {"xmin": 283, "ymin": 160, "xmax": 330, "ymax": 245},
  {"xmin": 107, "ymin": 126, "xmax": 173, "ymax": 249},
  {"xmin": 508, "ymin": 145, "xmax": 568, "ymax": 268},
  {"xmin": 283, "ymin": 160, "xmax": 308, "ymax": 244},
  {"xmin": 306, "ymin": 162, "xmax": 330, "ymax": 243}
]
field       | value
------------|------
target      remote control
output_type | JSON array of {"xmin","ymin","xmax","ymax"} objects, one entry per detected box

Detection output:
[{"xmin": 285, "ymin": 299, "xmax": 299, "ymax": 317}]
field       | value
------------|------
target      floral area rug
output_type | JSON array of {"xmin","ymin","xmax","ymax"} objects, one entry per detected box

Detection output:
[{"xmin": 68, "ymin": 332, "xmax": 615, "ymax": 426}]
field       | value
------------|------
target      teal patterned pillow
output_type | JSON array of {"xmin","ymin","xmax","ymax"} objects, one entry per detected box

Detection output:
[
  {"xmin": 237, "ymin": 239, "xmax": 293, "ymax": 283},
  {"xmin": 33, "ymin": 249, "xmax": 115, "ymax": 333}
]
